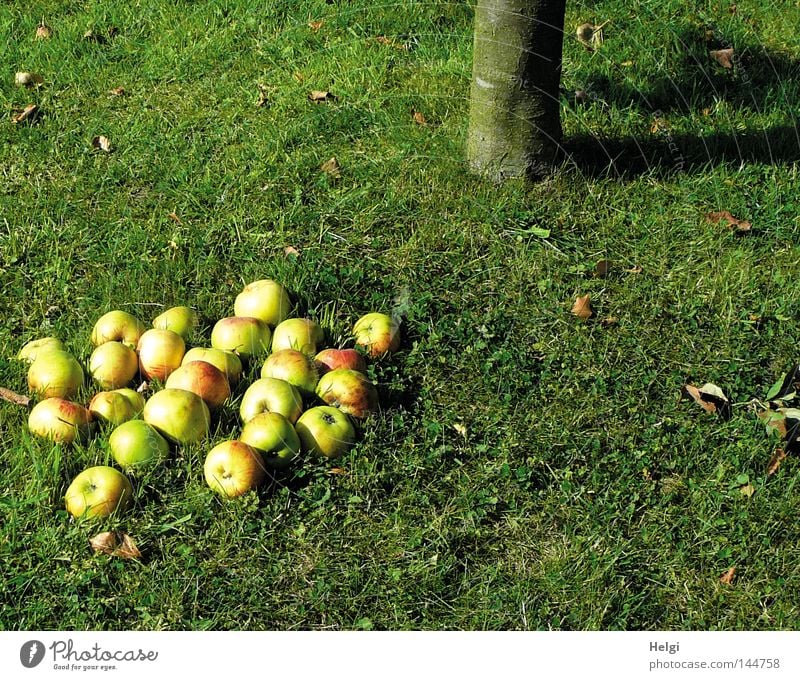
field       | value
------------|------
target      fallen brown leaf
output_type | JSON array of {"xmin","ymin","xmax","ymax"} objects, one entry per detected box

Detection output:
[
  {"xmin": 89, "ymin": 531, "xmax": 142, "ymax": 560},
  {"xmin": 0, "ymin": 387, "xmax": 30, "ymax": 407},
  {"xmin": 651, "ymin": 118, "xmax": 669, "ymax": 134},
  {"xmin": 167, "ymin": 212, "xmax": 182, "ymax": 224},
  {"xmin": 320, "ymin": 156, "xmax": 341, "ymax": 178},
  {"xmin": 308, "ymin": 20, "xmax": 324, "ymax": 31},
  {"xmin": 720, "ymin": 566, "xmax": 736, "ymax": 585},
  {"xmin": 683, "ymin": 383, "xmax": 731, "ymax": 418},
  {"xmin": 594, "ymin": 259, "xmax": 611, "ymax": 278},
  {"xmin": 284, "ymin": 245, "xmax": 300, "ymax": 258},
  {"xmin": 758, "ymin": 410, "xmax": 787, "ymax": 439},
  {"xmin": 309, "ymin": 90, "xmax": 336, "ymax": 103},
  {"xmin": 36, "ymin": 22, "xmax": 52, "ymax": 39},
  {"xmin": 327, "ymin": 467, "xmax": 347, "ymax": 476},
  {"xmin": 92, "ymin": 135, "xmax": 112, "ymax": 153},
  {"xmin": 109, "ymin": 86, "xmax": 126, "ymax": 96},
  {"xmin": 767, "ymin": 448, "xmax": 786, "ymax": 476},
  {"xmin": 15, "ymin": 72, "xmax": 44, "ymax": 88},
  {"xmin": 571, "ymin": 294, "xmax": 593, "ymax": 320},
  {"xmin": 412, "ymin": 110, "xmax": 427, "ymax": 126},
  {"xmin": 706, "ymin": 210, "xmax": 751, "ymax": 233},
  {"xmin": 625, "ymin": 265, "xmax": 642, "ymax": 274},
  {"xmin": 12, "ymin": 104, "xmax": 39, "ymax": 124},
  {"xmin": 710, "ymin": 48, "xmax": 735, "ymax": 69}
]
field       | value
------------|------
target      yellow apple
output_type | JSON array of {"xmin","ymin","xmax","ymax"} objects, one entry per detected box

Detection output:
[
  {"xmin": 137, "ymin": 328, "xmax": 185, "ymax": 382},
  {"xmin": 88, "ymin": 391, "xmax": 138, "ymax": 426},
  {"xmin": 88, "ymin": 341, "xmax": 139, "ymax": 389},
  {"xmin": 203, "ymin": 440, "xmax": 266, "ymax": 498},
  {"xmin": 182, "ymin": 347, "xmax": 243, "ymax": 385},
  {"xmin": 17, "ymin": 336, "xmax": 64, "ymax": 363},
  {"xmin": 64, "ymin": 466, "xmax": 133, "ymax": 518},
  {"xmin": 315, "ymin": 368, "xmax": 379, "ymax": 419},
  {"xmin": 28, "ymin": 398, "xmax": 92, "ymax": 444},
  {"xmin": 353, "ymin": 312, "xmax": 400, "ymax": 357},
  {"xmin": 234, "ymin": 279, "xmax": 292, "ymax": 326},
  {"xmin": 91, "ymin": 310, "xmax": 146, "ymax": 348},
  {"xmin": 153, "ymin": 305, "xmax": 198, "ymax": 341},
  {"xmin": 295, "ymin": 406, "xmax": 356, "ymax": 459},
  {"xmin": 240, "ymin": 377, "xmax": 303, "ymax": 424},
  {"xmin": 261, "ymin": 349, "xmax": 318, "ymax": 397},
  {"xmin": 210, "ymin": 316, "xmax": 272, "ymax": 360},
  {"xmin": 143, "ymin": 388, "xmax": 210, "ymax": 444},
  {"xmin": 109, "ymin": 420, "xmax": 169, "ymax": 469},
  {"xmin": 27, "ymin": 349, "xmax": 84, "ymax": 399},
  {"xmin": 271, "ymin": 318, "xmax": 324, "ymax": 355},
  {"xmin": 165, "ymin": 360, "xmax": 231, "ymax": 410},
  {"xmin": 240, "ymin": 412, "xmax": 301, "ymax": 469}
]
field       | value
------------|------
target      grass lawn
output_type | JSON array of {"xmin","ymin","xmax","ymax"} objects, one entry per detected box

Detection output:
[{"xmin": 1, "ymin": 0, "xmax": 800, "ymax": 630}]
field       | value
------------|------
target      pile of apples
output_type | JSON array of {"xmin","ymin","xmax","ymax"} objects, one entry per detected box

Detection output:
[{"xmin": 17, "ymin": 279, "xmax": 400, "ymax": 519}]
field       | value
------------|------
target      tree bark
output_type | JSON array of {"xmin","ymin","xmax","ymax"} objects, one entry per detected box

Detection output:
[{"xmin": 467, "ymin": 0, "xmax": 567, "ymax": 180}]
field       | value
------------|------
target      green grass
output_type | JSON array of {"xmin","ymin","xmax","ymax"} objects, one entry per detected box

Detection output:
[{"xmin": 1, "ymin": 0, "xmax": 800, "ymax": 630}]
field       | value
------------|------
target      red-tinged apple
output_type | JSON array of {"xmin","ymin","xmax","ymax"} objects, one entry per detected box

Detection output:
[
  {"xmin": 353, "ymin": 312, "xmax": 400, "ymax": 357},
  {"xmin": 17, "ymin": 336, "xmax": 64, "ymax": 363},
  {"xmin": 315, "ymin": 368, "xmax": 378, "ymax": 419},
  {"xmin": 295, "ymin": 405, "xmax": 355, "ymax": 459},
  {"xmin": 88, "ymin": 341, "xmax": 138, "ymax": 389},
  {"xmin": 28, "ymin": 398, "xmax": 92, "ymax": 444},
  {"xmin": 27, "ymin": 349, "xmax": 84, "ymax": 399},
  {"xmin": 240, "ymin": 412, "xmax": 301, "ymax": 469},
  {"xmin": 153, "ymin": 305, "xmax": 198, "ymax": 341},
  {"xmin": 240, "ymin": 377, "xmax": 303, "ymax": 424},
  {"xmin": 113, "ymin": 388, "xmax": 145, "ymax": 414},
  {"xmin": 109, "ymin": 420, "xmax": 169, "ymax": 469},
  {"xmin": 182, "ymin": 347, "xmax": 243, "ymax": 385},
  {"xmin": 88, "ymin": 391, "xmax": 138, "ymax": 426},
  {"xmin": 143, "ymin": 388, "xmax": 210, "ymax": 444},
  {"xmin": 211, "ymin": 316, "xmax": 271, "ymax": 360},
  {"xmin": 234, "ymin": 279, "xmax": 292, "ymax": 327},
  {"xmin": 271, "ymin": 318, "xmax": 324, "ymax": 355},
  {"xmin": 137, "ymin": 328, "xmax": 185, "ymax": 382},
  {"xmin": 165, "ymin": 360, "xmax": 230, "ymax": 410},
  {"xmin": 203, "ymin": 440, "xmax": 266, "ymax": 498},
  {"xmin": 91, "ymin": 310, "xmax": 146, "ymax": 348},
  {"xmin": 261, "ymin": 349, "xmax": 318, "ymax": 398},
  {"xmin": 64, "ymin": 466, "xmax": 133, "ymax": 519},
  {"xmin": 314, "ymin": 348, "xmax": 367, "ymax": 376}
]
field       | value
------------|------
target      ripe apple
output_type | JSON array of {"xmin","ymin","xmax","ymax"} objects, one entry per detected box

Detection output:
[
  {"xmin": 153, "ymin": 305, "xmax": 198, "ymax": 341},
  {"xmin": 88, "ymin": 391, "xmax": 138, "ymax": 426},
  {"xmin": 165, "ymin": 360, "xmax": 231, "ymax": 410},
  {"xmin": 240, "ymin": 412, "xmax": 301, "ymax": 469},
  {"xmin": 314, "ymin": 348, "xmax": 367, "ymax": 376},
  {"xmin": 261, "ymin": 349, "xmax": 318, "ymax": 398},
  {"xmin": 234, "ymin": 279, "xmax": 292, "ymax": 327},
  {"xmin": 271, "ymin": 317, "xmax": 324, "ymax": 355},
  {"xmin": 28, "ymin": 398, "xmax": 92, "ymax": 444},
  {"xmin": 203, "ymin": 440, "xmax": 266, "ymax": 498},
  {"xmin": 88, "ymin": 341, "xmax": 139, "ymax": 389},
  {"xmin": 109, "ymin": 420, "xmax": 169, "ymax": 469},
  {"xmin": 240, "ymin": 377, "xmax": 303, "ymax": 424},
  {"xmin": 113, "ymin": 388, "xmax": 145, "ymax": 414},
  {"xmin": 315, "ymin": 368, "xmax": 379, "ymax": 419},
  {"xmin": 91, "ymin": 310, "xmax": 146, "ymax": 348},
  {"xmin": 353, "ymin": 312, "xmax": 400, "ymax": 357},
  {"xmin": 137, "ymin": 328, "xmax": 185, "ymax": 382},
  {"xmin": 27, "ymin": 349, "xmax": 84, "ymax": 399},
  {"xmin": 211, "ymin": 316, "xmax": 272, "ymax": 360},
  {"xmin": 17, "ymin": 336, "xmax": 64, "ymax": 363},
  {"xmin": 64, "ymin": 466, "xmax": 134, "ymax": 519},
  {"xmin": 295, "ymin": 406, "xmax": 356, "ymax": 459},
  {"xmin": 182, "ymin": 347, "xmax": 243, "ymax": 385},
  {"xmin": 143, "ymin": 388, "xmax": 210, "ymax": 444}
]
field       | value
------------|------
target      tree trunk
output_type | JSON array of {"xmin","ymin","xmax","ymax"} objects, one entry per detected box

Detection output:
[{"xmin": 467, "ymin": 0, "xmax": 567, "ymax": 180}]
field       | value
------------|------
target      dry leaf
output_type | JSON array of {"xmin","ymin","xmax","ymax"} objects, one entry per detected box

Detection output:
[
  {"xmin": 683, "ymin": 383, "xmax": 731, "ymax": 418},
  {"xmin": 758, "ymin": 410, "xmax": 788, "ymax": 439},
  {"xmin": 136, "ymin": 381, "xmax": 149, "ymax": 393},
  {"xmin": 12, "ymin": 104, "xmax": 39, "ymax": 124},
  {"xmin": 309, "ymin": 90, "xmax": 336, "ymax": 103},
  {"xmin": 92, "ymin": 135, "xmax": 112, "ymax": 152},
  {"xmin": 651, "ymin": 118, "xmax": 669, "ymax": 134},
  {"xmin": 571, "ymin": 294, "xmax": 593, "ymax": 320},
  {"xmin": 0, "ymin": 387, "xmax": 30, "ymax": 407},
  {"xmin": 327, "ymin": 467, "xmax": 347, "ymax": 476},
  {"xmin": 594, "ymin": 259, "xmax": 610, "ymax": 278},
  {"xmin": 767, "ymin": 448, "xmax": 786, "ymax": 476},
  {"xmin": 15, "ymin": 72, "xmax": 44, "ymax": 87},
  {"xmin": 706, "ymin": 210, "xmax": 751, "ymax": 233},
  {"xmin": 167, "ymin": 212, "xmax": 182, "ymax": 224},
  {"xmin": 600, "ymin": 316, "xmax": 619, "ymax": 327},
  {"xmin": 109, "ymin": 86, "xmax": 126, "ymax": 96},
  {"xmin": 412, "ymin": 110, "xmax": 427, "ymax": 126},
  {"xmin": 739, "ymin": 483, "xmax": 755, "ymax": 498},
  {"xmin": 284, "ymin": 245, "xmax": 300, "ymax": 258},
  {"xmin": 710, "ymin": 48, "xmax": 735, "ymax": 69},
  {"xmin": 320, "ymin": 156, "xmax": 341, "ymax": 178},
  {"xmin": 308, "ymin": 20, "xmax": 323, "ymax": 31},
  {"xmin": 625, "ymin": 265, "xmax": 642, "ymax": 274},
  {"xmin": 453, "ymin": 422, "xmax": 467, "ymax": 437},
  {"xmin": 36, "ymin": 23, "xmax": 52, "ymax": 39},
  {"xmin": 89, "ymin": 531, "xmax": 142, "ymax": 560},
  {"xmin": 720, "ymin": 566, "xmax": 736, "ymax": 585}
]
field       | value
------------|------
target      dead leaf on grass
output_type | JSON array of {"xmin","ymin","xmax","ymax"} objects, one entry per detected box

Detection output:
[
  {"xmin": 571, "ymin": 294, "xmax": 593, "ymax": 320},
  {"xmin": 594, "ymin": 259, "xmax": 611, "ymax": 278},
  {"xmin": 167, "ymin": 212, "xmax": 182, "ymax": 224},
  {"xmin": 12, "ymin": 104, "xmax": 40, "ymax": 124},
  {"xmin": 320, "ymin": 156, "xmax": 341, "ymax": 177},
  {"xmin": 89, "ymin": 531, "xmax": 142, "ymax": 559},
  {"xmin": 109, "ymin": 86, "xmax": 126, "ymax": 96},
  {"xmin": 706, "ymin": 210, "xmax": 751, "ymax": 233},
  {"xmin": 15, "ymin": 72, "xmax": 44, "ymax": 88},
  {"xmin": 453, "ymin": 422, "xmax": 467, "ymax": 437},
  {"xmin": 600, "ymin": 316, "xmax": 619, "ymax": 327},
  {"xmin": 327, "ymin": 467, "xmax": 347, "ymax": 476},
  {"xmin": 412, "ymin": 110, "xmax": 427, "ymax": 126},
  {"xmin": 739, "ymin": 482, "xmax": 755, "ymax": 498},
  {"xmin": 710, "ymin": 48, "xmax": 735, "ymax": 69},
  {"xmin": 309, "ymin": 90, "xmax": 336, "ymax": 103},
  {"xmin": 92, "ymin": 135, "xmax": 112, "ymax": 152},
  {"xmin": 720, "ymin": 566, "xmax": 736, "ymax": 585},
  {"xmin": 36, "ymin": 22, "xmax": 52, "ymax": 39},
  {"xmin": 767, "ymin": 448, "xmax": 786, "ymax": 476},
  {"xmin": 284, "ymin": 245, "xmax": 300, "ymax": 258},
  {"xmin": 308, "ymin": 20, "xmax": 324, "ymax": 32},
  {"xmin": 758, "ymin": 410, "xmax": 787, "ymax": 439},
  {"xmin": 0, "ymin": 387, "xmax": 30, "ymax": 407},
  {"xmin": 625, "ymin": 265, "xmax": 642, "ymax": 274},
  {"xmin": 683, "ymin": 383, "xmax": 731, "ymax": 418}
]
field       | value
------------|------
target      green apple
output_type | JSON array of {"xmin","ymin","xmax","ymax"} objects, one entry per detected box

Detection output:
[
  {"xmin": 295, "ymin": 406, "xmax": 356, "ymax": 459},
  {"xmin": 240, "ymin": 377, "xmax": 303, "ymax": 424},
  {"xmin": 137, "ymin": 328, "xmax": 185, "ymax": 382},
  {"xmin": 143, "ymin": 388, "xmax": 210, "ymax": 444},
  {"xmin": 165, "ymin": 360, "xmax": 230, "ymax": 410},
  {"xmin": 88, "ymin": 341, "xmax": 139, "ymax": 389},
  {"xmin": 17, "ymin": 336, "xmax": 64, "ymax": 363},
  {"xmin": 314, "ymin": 348, "xmax": 367, "ymax": 376},
  {"xmin": 64, "ymin": 466, "xmax": 133, "ymax": 519},
  {"xmin": 234, "ymin": 279, "xmax": 292, "ymax": 327},
  {"xmin": 271, "ymin": 318, "xmax": 324, "ymax": 355},
  {"xmin": 211, "ymin": 316, "xmax": 272, "ymax": 360},
  {"xmin": 88, "ymin": 391, "xmax": 138, "ymax": 426},
  {"xmin": 353, "ymin": 312, "xmax": 400, "ymax": 357},
  {"xmin": 153, "ymin": 305, "xmax": 198, "ymax": 341},
  {"xmin": 182, "ymin": 347, "xmax": 243, "ymax": 386},
  {"xmin": 27, "ymin": 349, "xmax": 84, "ymax": 399},
  {"xmin": 315, "ymin": 368, "xmax": 378, "ymax": 419},
  {"xmin": 28, "ymin": 397, "xmax": 92, "ymax": 444},
  {"xmin": 203, "ymin": 440, "xmax": 266, "ymax": 498},
  {"xmin": 240, "ymin": 412, "xmax": 301, "ymax": 469},
  {"xmin": 109, "ymin": 420, "xmax": 169, "ymax": 469},
  {"xmin": 261, "ymin": 349, "xmax": 318, "ymax": 398},
  {"xmin": 91, "ymin": 310, "xmax": 146, "ymax": 348},
  {"xmin": 113, "ymin": 388, "xmax": 145, "ymax": 414}
]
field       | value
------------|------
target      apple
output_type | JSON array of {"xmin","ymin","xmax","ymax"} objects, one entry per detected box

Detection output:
[
  {"xmin": 27, "ymin": 349, "xmax": 84, "ymax": 399},
  {"xmin": 143, "ymin": 388, "xmax": 210, "ymax": 444},
  {"xmin": 153, "ymin": 305, "xmax": 198, "ymax": 341},
  {"xmin": 295, "ymin": 406, "xmax": 356, "ymax": 459},
  {"xmin": 88, "ymin": 341, "xmax": 139, "ymax": 389},
  {"xmin": 88, "ymin": 391, "xmax": 138, "ymax": 426},
  {"xmin": 240, "ymin": 377, "xmax": 303, "ymax": 424},
  {"xmin": 271, "ymin": 317, "xmax": 324, "ymax": 355},
  {"xmin": 113, "ymin": 388, "xmax": 145, "ymax": 414},
  {"xmin": 28, "ymin": 398, "xmax": 92, "ymax": 444},
  {"xmin": 109, "ymin": 420, "xmax": 169, "ymax": 469},
  {"xmin": 314, "ymin": 348, "xmax": 367, "ymax": 376},
  {"xmin": 240, "ymin": 412, "xmax": 301, "ymax": 469},
  {"xmin": 261, "ymin": 349, "xmax": 318, "ymax": 398},
  {"xmin": 210, "ymin": 316, "xmax": 272, "ymax": 360},
  {"xmin": 165, "ymin": 360, "xmax": 231, "ymax": 410},
  {"xmin": 234, "ymin": 279, "xmax": 291, "ymax": 327},
  {"xmin": 64, "ymin": 466, "xmax": 133, "ymax": 519},
  {"xmin": 183, "ymin": 347, "xmax": 243, "ymax": 385},
  {"xmin": 315, "ymin": 368, "xmax": 379, "ymax": 419},
  {"xmin": 137, "ymin": 328, "xmax": 185, "ymax": 382},
  {"xmin": 203, "ymin": 440, "xmax": 266, "ymax": 498},
  {"xmin": 353, "ymin": 312, "xmax": 400, "ymax": 357},
  {"xmin": 91, "ymin": 310, "xmax": 146, "ymax": 348},
  {"xmin": 17, "ymin": 337, "xmax": 64, "ymax": 363}
]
